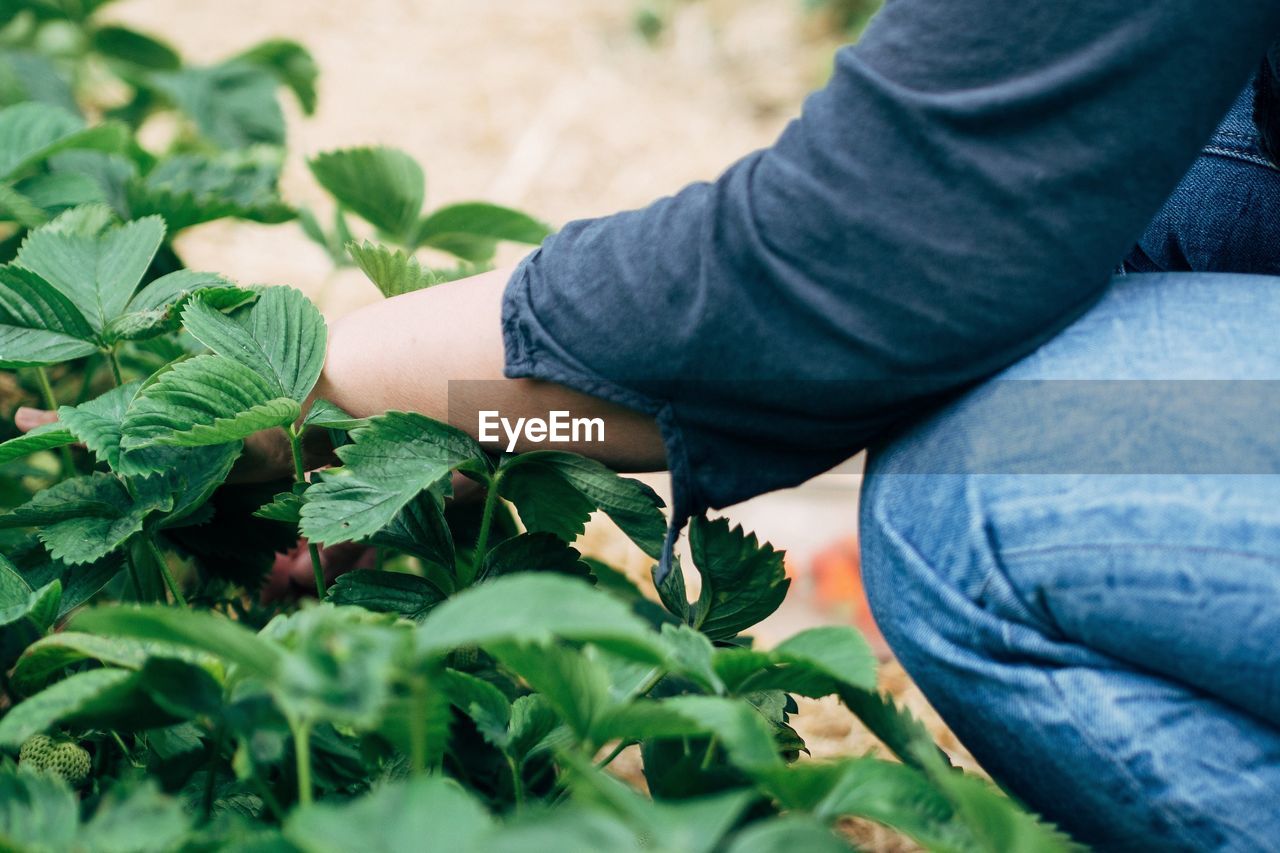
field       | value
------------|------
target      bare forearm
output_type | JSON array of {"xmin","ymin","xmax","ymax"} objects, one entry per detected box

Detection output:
[{"xmin": 312, "ymin": 267, "xmax": 667, "ymax": 471}]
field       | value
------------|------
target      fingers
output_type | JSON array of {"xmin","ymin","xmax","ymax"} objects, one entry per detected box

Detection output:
[
  {"xmin": 261, "ymin": 540, "xmax": 377, "ymax": 603},
  {"xmin": 15, "ymin": 407, "xmax": 57, "ymax": 432}
]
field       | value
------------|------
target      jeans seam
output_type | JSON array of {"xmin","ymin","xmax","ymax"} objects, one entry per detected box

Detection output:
[
  {"xmin": 1001, "ymin": 541, "xmax": 1280, "ymax": 567},
  {"xmin": 1202, "ymin": 145, "xmax": 1279, "ymax": 171}
]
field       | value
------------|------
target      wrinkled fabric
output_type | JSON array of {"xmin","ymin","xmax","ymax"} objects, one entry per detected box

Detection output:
[
  {"xmin": 502, "ymin": 3, "xmax": 1280, "ymax": 555},
  {"xmin": 861, "ymin": 272, "xmax": 1280, "ymax": 850},
  {"xmin": 1127, "ymin": 84, "xmax": 1280, "ymax": 274}
]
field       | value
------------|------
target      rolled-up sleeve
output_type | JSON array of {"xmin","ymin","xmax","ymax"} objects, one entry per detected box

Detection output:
[{"xmin": 502, "ymin": 0, "xmax": 1280, "ymax": 532}]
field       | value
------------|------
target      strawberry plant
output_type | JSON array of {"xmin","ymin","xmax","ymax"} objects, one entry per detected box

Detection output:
[{"xmin": 0, "ymin": 11, "xmax": 1083, "ymax": 853}]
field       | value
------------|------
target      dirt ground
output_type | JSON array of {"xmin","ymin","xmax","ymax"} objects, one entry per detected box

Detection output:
[{"xmin": 108, "ymin": 2, "xmax": 975, "ymax": 847}]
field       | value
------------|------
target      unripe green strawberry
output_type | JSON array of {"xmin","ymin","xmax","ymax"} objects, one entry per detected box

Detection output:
[{"xmin": 18, "ymin": 734, "xmax": 91, "ymax": 786}]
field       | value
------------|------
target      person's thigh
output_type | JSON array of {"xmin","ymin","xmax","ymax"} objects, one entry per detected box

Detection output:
[{"xmin": 860, "ymin": 272, "xmax": 1280, "ymax": 851}]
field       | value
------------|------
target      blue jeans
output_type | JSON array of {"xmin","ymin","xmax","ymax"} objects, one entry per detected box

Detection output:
[{"xmin": 860, "ymin": 86, "xmax": 1280, "ymax": 851}]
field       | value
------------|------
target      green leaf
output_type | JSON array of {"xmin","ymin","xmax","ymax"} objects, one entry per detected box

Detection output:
[
  {"xmin": 151, "ymin": 441, "xmax": 243, "ymax": 527},
  {"xmin": 667, "ymin": 696, "xmax": 783, "ymax": 774},
  {"xmin": 836, "ymin": 687, "xmax": 941, "ymax": 772},
  {"xmin": 80, "ymin": 781, "xmax": 192, "ymax": 852},
  {"xmin": 0, "ymin": 667, "xmax": 134, "ymax": 746},
  {"xmin": 0, "ymin": 768, "xmax": 78, "ymax": 850},
  {"xmin": 479, "ymin": 532, "xmax": 591, "ymax": 582},
  {"xmin": 0, "ymin": 576, "xmax": 60, "ymax": 671},
  {"xmin": 137, "ymin": 656, "xmax": 223, "ymax": 720},
  {"xmin": 56, "ymin": 379, "xmax": 140, "ymax": 469},
  {"xmin": 301, "ymin": 398, "xmax": 367, "ymax": 431},
  {"xmin": 9, "ymin": 631, "xmax": 152, "ymax": 695},
  {"xmin": 0, "ymin": 102, "xmax": 126, "ymax": 181},
  {"xmin": 488, "ymin": 641, "xmax": 612, "ymax": 739},
  {"xmin": 148, "ymin": 62, "xmax": 286, "ymax": 149},
  {"xmin": 180, "ymin": 285, "xmax": 326, "ymax": 402},
  {"xmin": 48, "ymin": 150, "xmax": 137, "ymax": 216},
  {"xmin": 0, "ymin": 181, "xmax": 48, "ymax": 226},
  {"xmin": 727, "ymin": 817, "xmax": 852, "ymax": 853},
  {"xmin": 300, "ymin": 411, "xmax": 488, "ymax": 546},
  {"xmin": 106, "ymin": 277, "xmax": 253, "ymax": 343},
  {"xmin": 71, "ymin": 604, "xmax": 282, "ymax": 678},
  {"xmin": 0, "ymin": 51, "xmax": 77, "ymax": 114},
  {"xmin": 254, "ymin": 490, "xmax": 302, "ymax": 523},
  {"xmin": 764, "ymin": 758, "xmax": 960, "ymax": 847},
  {"xmin": 308, "ymin": 146, "xmax": 424, "ymax": 237},
  {"xmin": 714, "ymin": 626, "xmax": 877, "ymax": 699},
  {"xmin": 234, "ymin": 39, "xmax": 318, "ymax": 115},
  {"xmin": 0, "ymin": 420, "xmax": 74, "ymax": 465},
  {"xmin": 36, "ymin": 201, "xmax": 115, "ymax": 235},
  {"xmin": 476, "ymin": 807, "xmax": 642, "ymax": 853},
  {"xmin": 16, "ymin": 170, "xmax": 109, "ymax": 216},
  {"xmin": 0, "ymin": 263, "xmax": 96, "ymax": 367},
  {"xmin": 260, "ymin": 605, "xmax": 410, "ymax": 729},
  {"xmin": 684, "ymin": 517, "xmax": 789, "ymax": 640},
  {"xmin": 119, "ymin": 354, "xmax": 300, "ymax": 449},
  {"xmin": 0, "ymin": 578, "xmax": 59, "ymax": 633},
  {"xmin": 127, "ymin": 147, "xmax": 294, "ymax": 232},
  {"xmin": 911, "ymin": 744, "xmax": 1083, "ymax": 852},
  {"xmin": 440, "ymin": 668, "xmax": 511, "ymax": 746},
  {"xmin": 347, "ymin": 239, "xmax": 445, "ymax": 298},
  {"xmin": 560, "ymin": 754, "xmax": 754, "ymax": 853},
  {"xmin": 285, "ymin": 776, "xmax": 492, "ymax": 853},
  {"xmin": 507, "ymin": 693, "xmax": 560, "ymax": 763},
  {"xmin": 412, "ymin": 202, "xmax": 552, "ymax": 261},
  {"xmin": 90, "ymin": 25, "xmax": 182, "ymax": 70},
  {"xmin": 415, "ymin": 573, "xmax": 666, "ymax": 664},
  {"xmin": 325, "ymin": 570, "xmax": 445, "ymax": 621},
  {"xmin": 0, "ymin": 554, "xmax": 30, "ymax": 609},
  {"xmin": 770, "ymin": 626, "xmax": 877, "ymax": 692},
  {"xmin": 366, "ymin": 489, "xmax": 455, "ymax": 568},
  {"xmin": 55, "ymin": 554, "xmax": 124, "ymax": 617},
  {"xmin": 16, "ymin": 213, "xmax": 164, "ymax": 333},
  {"xmin": 1, "ymin": 472, "xmax": 171, "ymax": 564},
  {"xmin": 499, "ymin": 451, "xmax": 666, "ymax": 558},
  {"xmin": 660, "ymin": 623, "xmax": 723, "ymax": 694},
  {"xmin": 128, "ymin": 271, "xmax": 246, "ymax": 314}
]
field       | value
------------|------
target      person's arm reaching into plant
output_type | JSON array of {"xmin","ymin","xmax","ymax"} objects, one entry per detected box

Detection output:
[
  {"xmin": 285, "ymin": 3, "xmax": 1280, "ymax": 544},
  {"xmin": 19, "ymin": 4, "xmax": 1280, "ymax": 537}
]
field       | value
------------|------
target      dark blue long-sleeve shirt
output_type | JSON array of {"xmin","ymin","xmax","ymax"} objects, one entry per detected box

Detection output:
[{"xmin": 501, "ymin": 1, "xmax": 1280, "ymax": 556}]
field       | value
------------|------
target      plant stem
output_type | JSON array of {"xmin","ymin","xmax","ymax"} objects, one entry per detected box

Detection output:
[
  {"xmin": 111, "ymin": 732, "xmax": 135, "ymax": 765},
  {"xmin": 293, "ymin": 722, "xmax": 314, "ymax": 808},
  {"xmin": 700, "ymin": 735, "xmax": 719, "ymax": 771},
  {"xmin": 464, "ymin": 471, "xmax": 503, "ymax": 587},
  {"xmin": 507, "ymin": 754, "xmax": 526, "ymax": 809},
  {"xmin": 595, "ymin": 740, "xmax": 634, "ymax": 770},
  {"xmin": 145, "ymin": 535, "xmax": 187, "ymax": 608},
  {"xmin": 287, "ymin": 426, "xmax": 326, "ymax": 597},
  {"xmin": 33, "ymin": 367, "xmax": 76, "ymax": 477},
  {"xmin": 124, "ymin": 552, "xmax": 145, "ymax": 601},
  {"xmin": 107, "ymin": 348, "xmax": 124, "ymax": 386},
  {"xmin": 201, "ymin": 725, "xmax": 224, "ymax": 824},
  {"xmin": 409, "ymin": 675, "xmax": 428, "ymax": 774}
]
